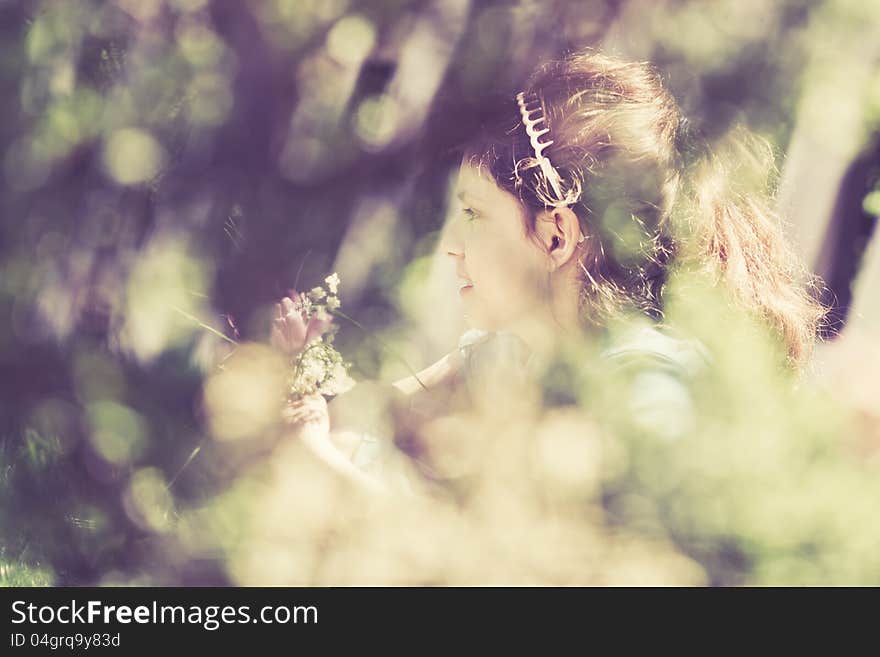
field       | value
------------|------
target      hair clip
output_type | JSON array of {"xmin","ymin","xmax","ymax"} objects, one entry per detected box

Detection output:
[{"xmin": 516, "ymin": 91, "xmax": 586, "ymax": 244}]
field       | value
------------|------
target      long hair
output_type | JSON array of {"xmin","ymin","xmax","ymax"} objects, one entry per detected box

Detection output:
[{"xmin": 463, "ymin": 49, "xmax": 826, "ymax": 368}]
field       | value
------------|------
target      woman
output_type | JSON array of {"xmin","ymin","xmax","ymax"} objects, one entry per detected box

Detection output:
[{"xmin": 273, "ymin": 49, "xmax": 826, "ymax": 493}]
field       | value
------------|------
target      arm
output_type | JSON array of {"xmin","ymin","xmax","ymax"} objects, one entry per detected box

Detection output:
[
  {"xmin": 281, "ymin": 348, "xmax": 464, "ymax": 494},
  {"xmin": 281, "ymin": 393, "xmax": 387, "ymax": 495},
  {"xmin": 390, "ymin": 348, "xmax": 463, "ymax": 396}
]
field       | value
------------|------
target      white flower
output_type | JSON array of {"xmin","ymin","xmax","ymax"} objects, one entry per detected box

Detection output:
[
  {"xmin": 282, "ymin": 276, "xmax": 353, "ymax": 401},
  {"xmin": 326, "ymin": 362, "xmax": 356, "ymax": 395},
  {"xmin": 324, "ymin": 272, "xmax": 340, "ymax": 295}
]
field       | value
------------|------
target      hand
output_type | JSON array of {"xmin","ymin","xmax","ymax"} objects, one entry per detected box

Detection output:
[
  {"xmin": 281, "ymin": 391, "xmax": 386, "ymax": 495},
  {"xmin": 281, "ymin": 392, "xmax": 330, "ymax": 439},
  {"xmin": 270, "ymin": 295, "xmax": 331, "ymax": 357}
]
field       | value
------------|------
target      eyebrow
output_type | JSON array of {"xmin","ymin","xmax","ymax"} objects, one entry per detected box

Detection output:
[{"xmin": 456, "ymin": 190, "xmax": 485, "ymax": 204}]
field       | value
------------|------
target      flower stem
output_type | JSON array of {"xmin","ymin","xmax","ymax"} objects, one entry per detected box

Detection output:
[
  {"xmin": 171, "ymin": 306, "xmax": 237, "ymax": 345},
  {"xmin": 329, "ymin": 308, "xmax": 428, "ymax": 391}
]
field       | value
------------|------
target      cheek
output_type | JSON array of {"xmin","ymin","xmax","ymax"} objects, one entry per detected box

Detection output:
[{"xmin": 467, "ymin": 229, "xmax": 545, "ymax": 309}]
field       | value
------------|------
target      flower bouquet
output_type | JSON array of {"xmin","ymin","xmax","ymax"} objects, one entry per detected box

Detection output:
[{"xmin": 270, "ymin": 273, "xmax": 356, "ymax": 411}]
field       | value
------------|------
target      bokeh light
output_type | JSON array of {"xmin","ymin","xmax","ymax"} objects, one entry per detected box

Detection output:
[{"xmin": 1, "ymin": 0, "xmax": 879, "ymax": 587}]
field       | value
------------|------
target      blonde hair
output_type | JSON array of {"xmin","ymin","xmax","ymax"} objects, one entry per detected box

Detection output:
[{"xmin": 463, "ymin": 49, "xmax": 826, "ymax": 368}]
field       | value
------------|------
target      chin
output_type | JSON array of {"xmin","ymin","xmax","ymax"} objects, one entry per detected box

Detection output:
[
  {"xmin": 461, "ymin": 291, "xmax": 521, "ymax": 332},
  {"xmin": 463, "ymin": 308, "xmax": 507, "ymax": 333},
  {"xmin": 462, "ymin": 308, "xmax": 492, "ymax": 331}
]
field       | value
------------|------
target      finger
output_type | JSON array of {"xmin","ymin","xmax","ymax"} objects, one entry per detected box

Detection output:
[
  {"xmin": 280, "ymin": 312, "xmax": 297, "ymax": 345},
  {"xmin": 282, "ymin": 297, "xmax": 296, "ymax": 317},
  {"xmin": 275, "ymin": 303, "xmax": 283, "ymax": 320},
  {"xmin": 282, "ymin": 405, "xmax": 319, "ymax": 426},
  {"xmin": 270, "ymin": 323, "xmax": 286, "ymax": 350}
]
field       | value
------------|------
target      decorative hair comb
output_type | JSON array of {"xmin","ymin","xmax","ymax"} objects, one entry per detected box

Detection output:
[{"xmin": 516, "ymin": 91, "xmax": 586, "ymax": 244}]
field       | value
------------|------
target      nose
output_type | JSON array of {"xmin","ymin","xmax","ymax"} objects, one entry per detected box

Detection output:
[{"xmin": 440, "ymin": 214, "xmax": 464, "ymax": 261}]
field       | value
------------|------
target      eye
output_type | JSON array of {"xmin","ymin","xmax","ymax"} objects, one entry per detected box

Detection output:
[{"xmin": 462, "ymin": 207, "xmax": 479, "ymax": 222}]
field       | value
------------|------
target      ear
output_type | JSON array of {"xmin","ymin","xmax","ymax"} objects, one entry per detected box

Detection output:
[{"xmin": 533, "ymin": 206, "xmax": 583, "ymax": 272}]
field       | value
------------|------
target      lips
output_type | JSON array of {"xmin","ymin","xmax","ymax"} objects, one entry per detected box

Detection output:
[{"xmin": 455, "ymin": 265, "xmax": 473, "ymax": 294}]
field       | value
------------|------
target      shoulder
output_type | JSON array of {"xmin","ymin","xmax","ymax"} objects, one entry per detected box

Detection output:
[
  {"xmin": 599, "ymin": 323, "xmax": 711, "ymax": 441},
  {"xmin": 457, "ymin": 328, "xmax": 533, "ymax": 398},
  {"xmin": 600, "ymin": 323, "xmax": 711, "ymax": 379}
]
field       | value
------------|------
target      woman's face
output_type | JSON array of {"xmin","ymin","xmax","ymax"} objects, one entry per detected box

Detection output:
[{"xmin": 441, "ymin": 160, "xmax": 550, "ymax": 331}]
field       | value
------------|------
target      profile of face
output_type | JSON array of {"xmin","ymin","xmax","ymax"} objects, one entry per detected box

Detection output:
[{"xmin": 441, "ymin": 160, "xmax": 553, "ymax": 332}]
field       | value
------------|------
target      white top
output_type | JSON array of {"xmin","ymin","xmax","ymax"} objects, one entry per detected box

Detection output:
[{"xmin": 349, "ymin": 323, "xmax": 710, "ymax": 478}]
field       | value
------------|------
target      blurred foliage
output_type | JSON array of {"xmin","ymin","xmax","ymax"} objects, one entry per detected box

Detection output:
[{"xmin": 0, "ymin": 0, "xmax": 879, "ymax": 586}]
